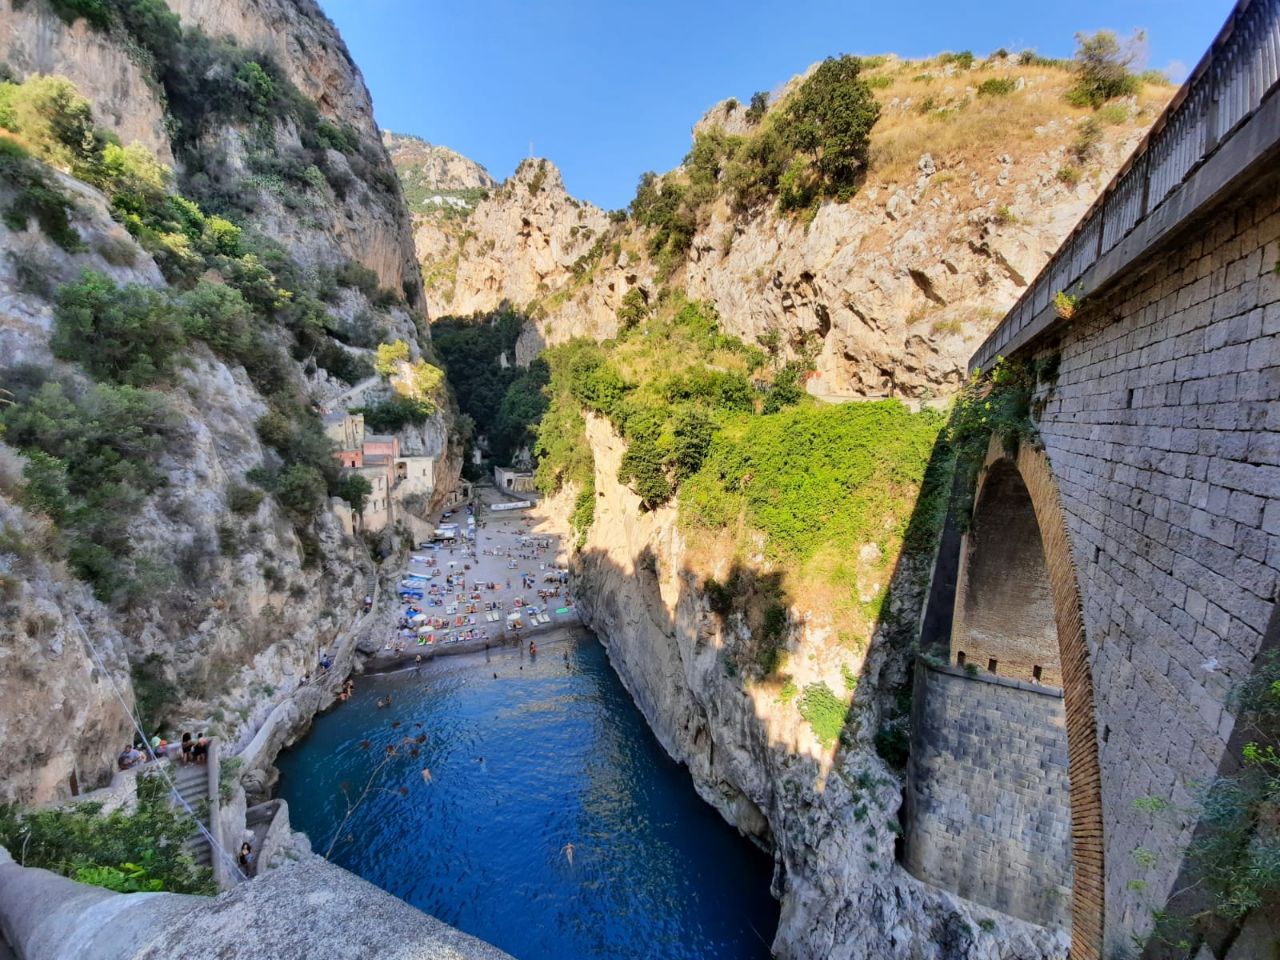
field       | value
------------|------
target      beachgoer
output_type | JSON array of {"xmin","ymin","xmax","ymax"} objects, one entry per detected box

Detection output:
[
  {"xmin": 118, "ymin": 744, "xmax": 143, "ymax": 770},
  {"xmin": 180, "ymin": 732, "xmax": 193, "ymax": 765},
  {"xmin": 238, "ymin": 842, "xmax": 255, "ymax": 872},
  {"xmin": 192, "ymin": 733, "xmax": 209, "ymax": 764}
]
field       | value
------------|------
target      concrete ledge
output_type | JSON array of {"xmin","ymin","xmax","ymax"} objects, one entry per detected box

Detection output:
[
  {"xmin": 0, "ymin": 846, "xmax": 514, "ymax": 960},
  {"xmin": 919, "ymin": 656, "xmax": 1065, "ymax": 699}
]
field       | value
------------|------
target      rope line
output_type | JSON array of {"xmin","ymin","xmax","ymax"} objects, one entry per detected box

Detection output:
[{"xmin": 69, "ymin": 611, "xmax": 247, "ymax": 884}]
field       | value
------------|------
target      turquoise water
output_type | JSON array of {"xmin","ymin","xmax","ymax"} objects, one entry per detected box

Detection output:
[{"xmin": 276, "ymin": 630, "xmax": 779, "ymax": 960}]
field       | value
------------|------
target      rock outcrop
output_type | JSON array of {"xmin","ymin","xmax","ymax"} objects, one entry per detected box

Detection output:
[
  {"xmin": 411, "ymin": 59, "xmax": 1174, "ymax": 398},
  {"xmin": 384, "ymin": 131, "xmax": 497, "ymax": 195},
  {"xmin": 168, "ymin": 0, "xmax": 422, "ymax": 299},
  {"xmin": 0, "ymin": 2, "xmax": 174, "ymax": 163}
]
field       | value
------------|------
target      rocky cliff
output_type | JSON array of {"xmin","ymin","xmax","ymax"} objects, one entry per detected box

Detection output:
[
  {"xmin": 0, "ymin": 0, "xmax": 453, "ymax": 804},
  {"xmin": 382, "ymin": 131, "xmax": 501, "ymax": 319},
  {"xmin": 413, "ymin": 54, "xmax": 1175, "ymax": 398},
  {"xmin": 384, "ymin": 131, "xmax": 497, "ymax": 198},
  {"xmin": 540, "ymin": 415, "xmax": 1068, "ymax": 960}
]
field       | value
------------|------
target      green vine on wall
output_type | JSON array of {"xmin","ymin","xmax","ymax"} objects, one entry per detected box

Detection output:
[{"xmin": 945, "ymin": 355, "xmax": 1041, "ymax": 522}]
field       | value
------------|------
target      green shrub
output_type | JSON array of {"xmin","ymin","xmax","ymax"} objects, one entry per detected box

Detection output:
[
  {"xmin": 775, "ymin": 55, "xmax": 880, "ymax": 202},
  {"xmin": 1065, "ymin": 31, "xmax": 1141, "ymax": 108},
  {"xmin": 227, "ymin": 484, "xmax": 264, "ymax": 514},
  {"xmin": 356, "ymin": 395, "xmax": 432, "ymax": 432},
  {"xmin": 179, "ymin": 280, "xmax": 256, "ymax": 360},
  {"xmin": 0, "ymin": 74, "xmax": 98, "ymax": 171},
  {"xmin": 669, "ymin": 407, "xmax": 714, "ymax": 480},
  {"xmin": 663, "ymin": 368, "xmax": 753, "ymax": 413},
  {"xmin": 617, "ymin": 434, "xmax": 672, "ymax": 509},
  {"xmin": 874, "ymin": 723, "xmax": 911, "ymax": 768},
  {"xmin": 1072, "ymin": 117, "xmax": 1102, "ymax": 163},
  {"xmin": 799, "ymin": 682, "xmax": 847, "ymax": 747},
  {"xmin": 682, "ymin": 399, "xmax": 946, "ymax": 560},
  {"xmin": 46, "ymin": 0, "xmax": 112, "ymax": 29},
  {"xmin": 1056, "ymin": 165, "xmax": 1082, "ymax": 186},
  {"xmin": 630, "ymin": 171, "xmax": 696, "ymax": 267},
  {"xmin": 373, "ymin": 339, "xmax": 410, "ymax": 376},
  {"xmin": 0, "ymin": 773, "xmax": 213, "ymax": 896},
  {"xmin": 1, "ymin": 377, "xmax": 180, "ymax": 603},
  {"xmin": 113, "ymin": 0, "xmax": 183, "ymax": 62},
  {"xmin": 527, "ymin": 159, "xmax": 548, "ymax": 195},
  {"xmin": 335, "ymin": 473, "xmax": 372, "ymax": 514},
  {"xmin": 0, "ymin": 773, "xmax": 213, "ymax": 895},
  {"xmin": 276, "ymin": 463, "xmax": 327, "ymax": 515},
  {"xmin": 51, "ymin": 272, "xmax": 186, "ymax": 386},
  {"xmin": 616, "ymin": 288, "xmax": 649, "ymax": 330},
  {"xmin": 570, "ymin": 476, "xmax": 595, "ymax": 547},
  {"xmin": 745, "ymin": 90, "xmax": 770, "ymax": 124},
  {"xmin": 938, "ymin": 51, "xmax": 975, "ymax": 70},
  {"xmin": 762, "ymin": 362, "xmax": 805, "ymax": 413},
  {"xmin": 976, "ymin": 77, "xmax": 1017, "ymax": 97},
  {"xmin": 0, "ymin": 145, "xmax": 82, "ymax": 251},
  {"xmin": 1096, "ymin": 102, "xmax": 1129, "ymax": 125}
]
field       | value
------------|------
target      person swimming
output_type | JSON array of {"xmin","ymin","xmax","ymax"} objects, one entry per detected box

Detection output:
[{"xmin": 561, "ymin": 842, "xmax": 574, "ymax": 867}]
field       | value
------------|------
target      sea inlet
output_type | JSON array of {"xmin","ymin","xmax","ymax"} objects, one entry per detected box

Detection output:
[{"xmin": 277, "ymin": 628, "xmax": 779, "ymax": 960}]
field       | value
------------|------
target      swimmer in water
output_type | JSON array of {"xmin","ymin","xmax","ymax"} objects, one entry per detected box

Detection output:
[{"xmin": 561, "ymin": 842, "xmax": 574, "ymax": 867}]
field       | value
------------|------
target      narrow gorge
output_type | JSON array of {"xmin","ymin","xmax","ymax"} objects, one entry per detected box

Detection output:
[{"xmin": 1, "ymin": 1, "xmax": 1278, "ymax": 959}]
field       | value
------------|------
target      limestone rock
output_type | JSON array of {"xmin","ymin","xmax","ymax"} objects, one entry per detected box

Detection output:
[
  {"xmin": 384, "ymin": 131, "xmax": 497, "ymax": 193},
  {"xmin": 408, "ymin": 76, "xmax": 1160, "ymax": 400}
]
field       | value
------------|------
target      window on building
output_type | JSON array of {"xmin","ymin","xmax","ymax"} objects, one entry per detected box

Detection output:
[
  {"xmin": 1032, "ymin": 665, "xmax": 1043, "ymax": 682},
  {"xmin": 956, "ymin": 651, "xmax": 966, "ymax": 666},
  {"xmin": 987, "ymin": 658, "xmax": 998, "ymax": 674}
]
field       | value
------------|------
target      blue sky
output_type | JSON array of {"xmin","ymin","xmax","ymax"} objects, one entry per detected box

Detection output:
[{"xmin": 319, "ymin": 0, "xmax": 1236, "ymax": 211}]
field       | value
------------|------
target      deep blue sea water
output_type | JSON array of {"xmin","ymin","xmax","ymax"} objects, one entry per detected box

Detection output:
[{"xmin": 276, "ymin": 629, "xmax": 779, "ymax": 960}]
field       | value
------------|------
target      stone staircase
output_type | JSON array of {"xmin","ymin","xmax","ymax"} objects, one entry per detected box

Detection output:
[{"xmin": 170, "ymin": 760, "xmax": 213, "ymax": 870}]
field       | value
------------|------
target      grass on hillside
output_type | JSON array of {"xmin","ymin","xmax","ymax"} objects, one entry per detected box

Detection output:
[{"xmin": 861, "ymin": 54, "xmax": 1171, "ymax": 182}]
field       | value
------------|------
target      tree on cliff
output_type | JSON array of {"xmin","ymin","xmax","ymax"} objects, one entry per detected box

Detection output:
[
  {"xmin": 776, "ymin": 55, "xmax": 881, "ymax": 203},
  {"xmin": 1066, "ymin": 30, "xmax": 1143, "ymax": 108}
]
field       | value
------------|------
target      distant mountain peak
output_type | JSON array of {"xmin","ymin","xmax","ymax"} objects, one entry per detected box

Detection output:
[{"xmin": 382, "ymin": 130, "xmax": 497, "ymax": 216}]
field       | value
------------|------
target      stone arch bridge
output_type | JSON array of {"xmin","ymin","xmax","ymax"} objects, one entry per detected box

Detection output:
[{"xmin": 904, "ymin": 2, "xmax": 1280, "ymax": 957}]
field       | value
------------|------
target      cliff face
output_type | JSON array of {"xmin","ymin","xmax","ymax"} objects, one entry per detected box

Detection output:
[
  {"xmin": 547, "ymin": 416, "xmax": 1067, "ymax": 960},
  {"xmin": 0, "ymin": 2, "xmax": 173, "ymax": 163},
  {"xmin": 414, "ymin": 56, "xmax": 1173, "ymax": 398},
  {"xmin": 170, "ymin": 0, "xmax": 421, "ymax": 300},
  {"xmin": 0, "ymin": 0, "xmax": 453, "ymax": 803}
]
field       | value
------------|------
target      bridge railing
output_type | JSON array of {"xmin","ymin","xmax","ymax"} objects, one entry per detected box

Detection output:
[{"xmin": 972, "ymin": 0, "xmax": 1280, "ymax": 372}]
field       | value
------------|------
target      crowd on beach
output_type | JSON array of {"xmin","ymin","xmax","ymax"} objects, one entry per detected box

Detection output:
[{"xmin": 383, "ymin": 506, "xmax": 573, "ymax": 656}]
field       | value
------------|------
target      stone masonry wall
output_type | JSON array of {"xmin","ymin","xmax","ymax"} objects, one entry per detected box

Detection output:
[
  {"xmin": 904, "ymin": 661, "xmax": 1074, "ymax": 929},
  {"xmin": 1031, "ymin": 173, "xmax": 1280, "ymax": 954},
  {"xmin": 953, "ymin": 461, "xmax": 1063, "ymax": 685}
]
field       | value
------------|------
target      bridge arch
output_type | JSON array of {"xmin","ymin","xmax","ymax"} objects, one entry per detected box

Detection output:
[{"xmin": 956, "ymin": 438, "xmax": 1105, "ymax": 959}]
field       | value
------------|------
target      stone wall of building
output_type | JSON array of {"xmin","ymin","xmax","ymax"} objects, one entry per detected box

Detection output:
[
  {"xmin": 904, "ymin": 660, "xmax": 1074, "ymax": 929},
  {"xmin": 1031, "ymin": 173, "xmax": 1280, "ymax": 952}
]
